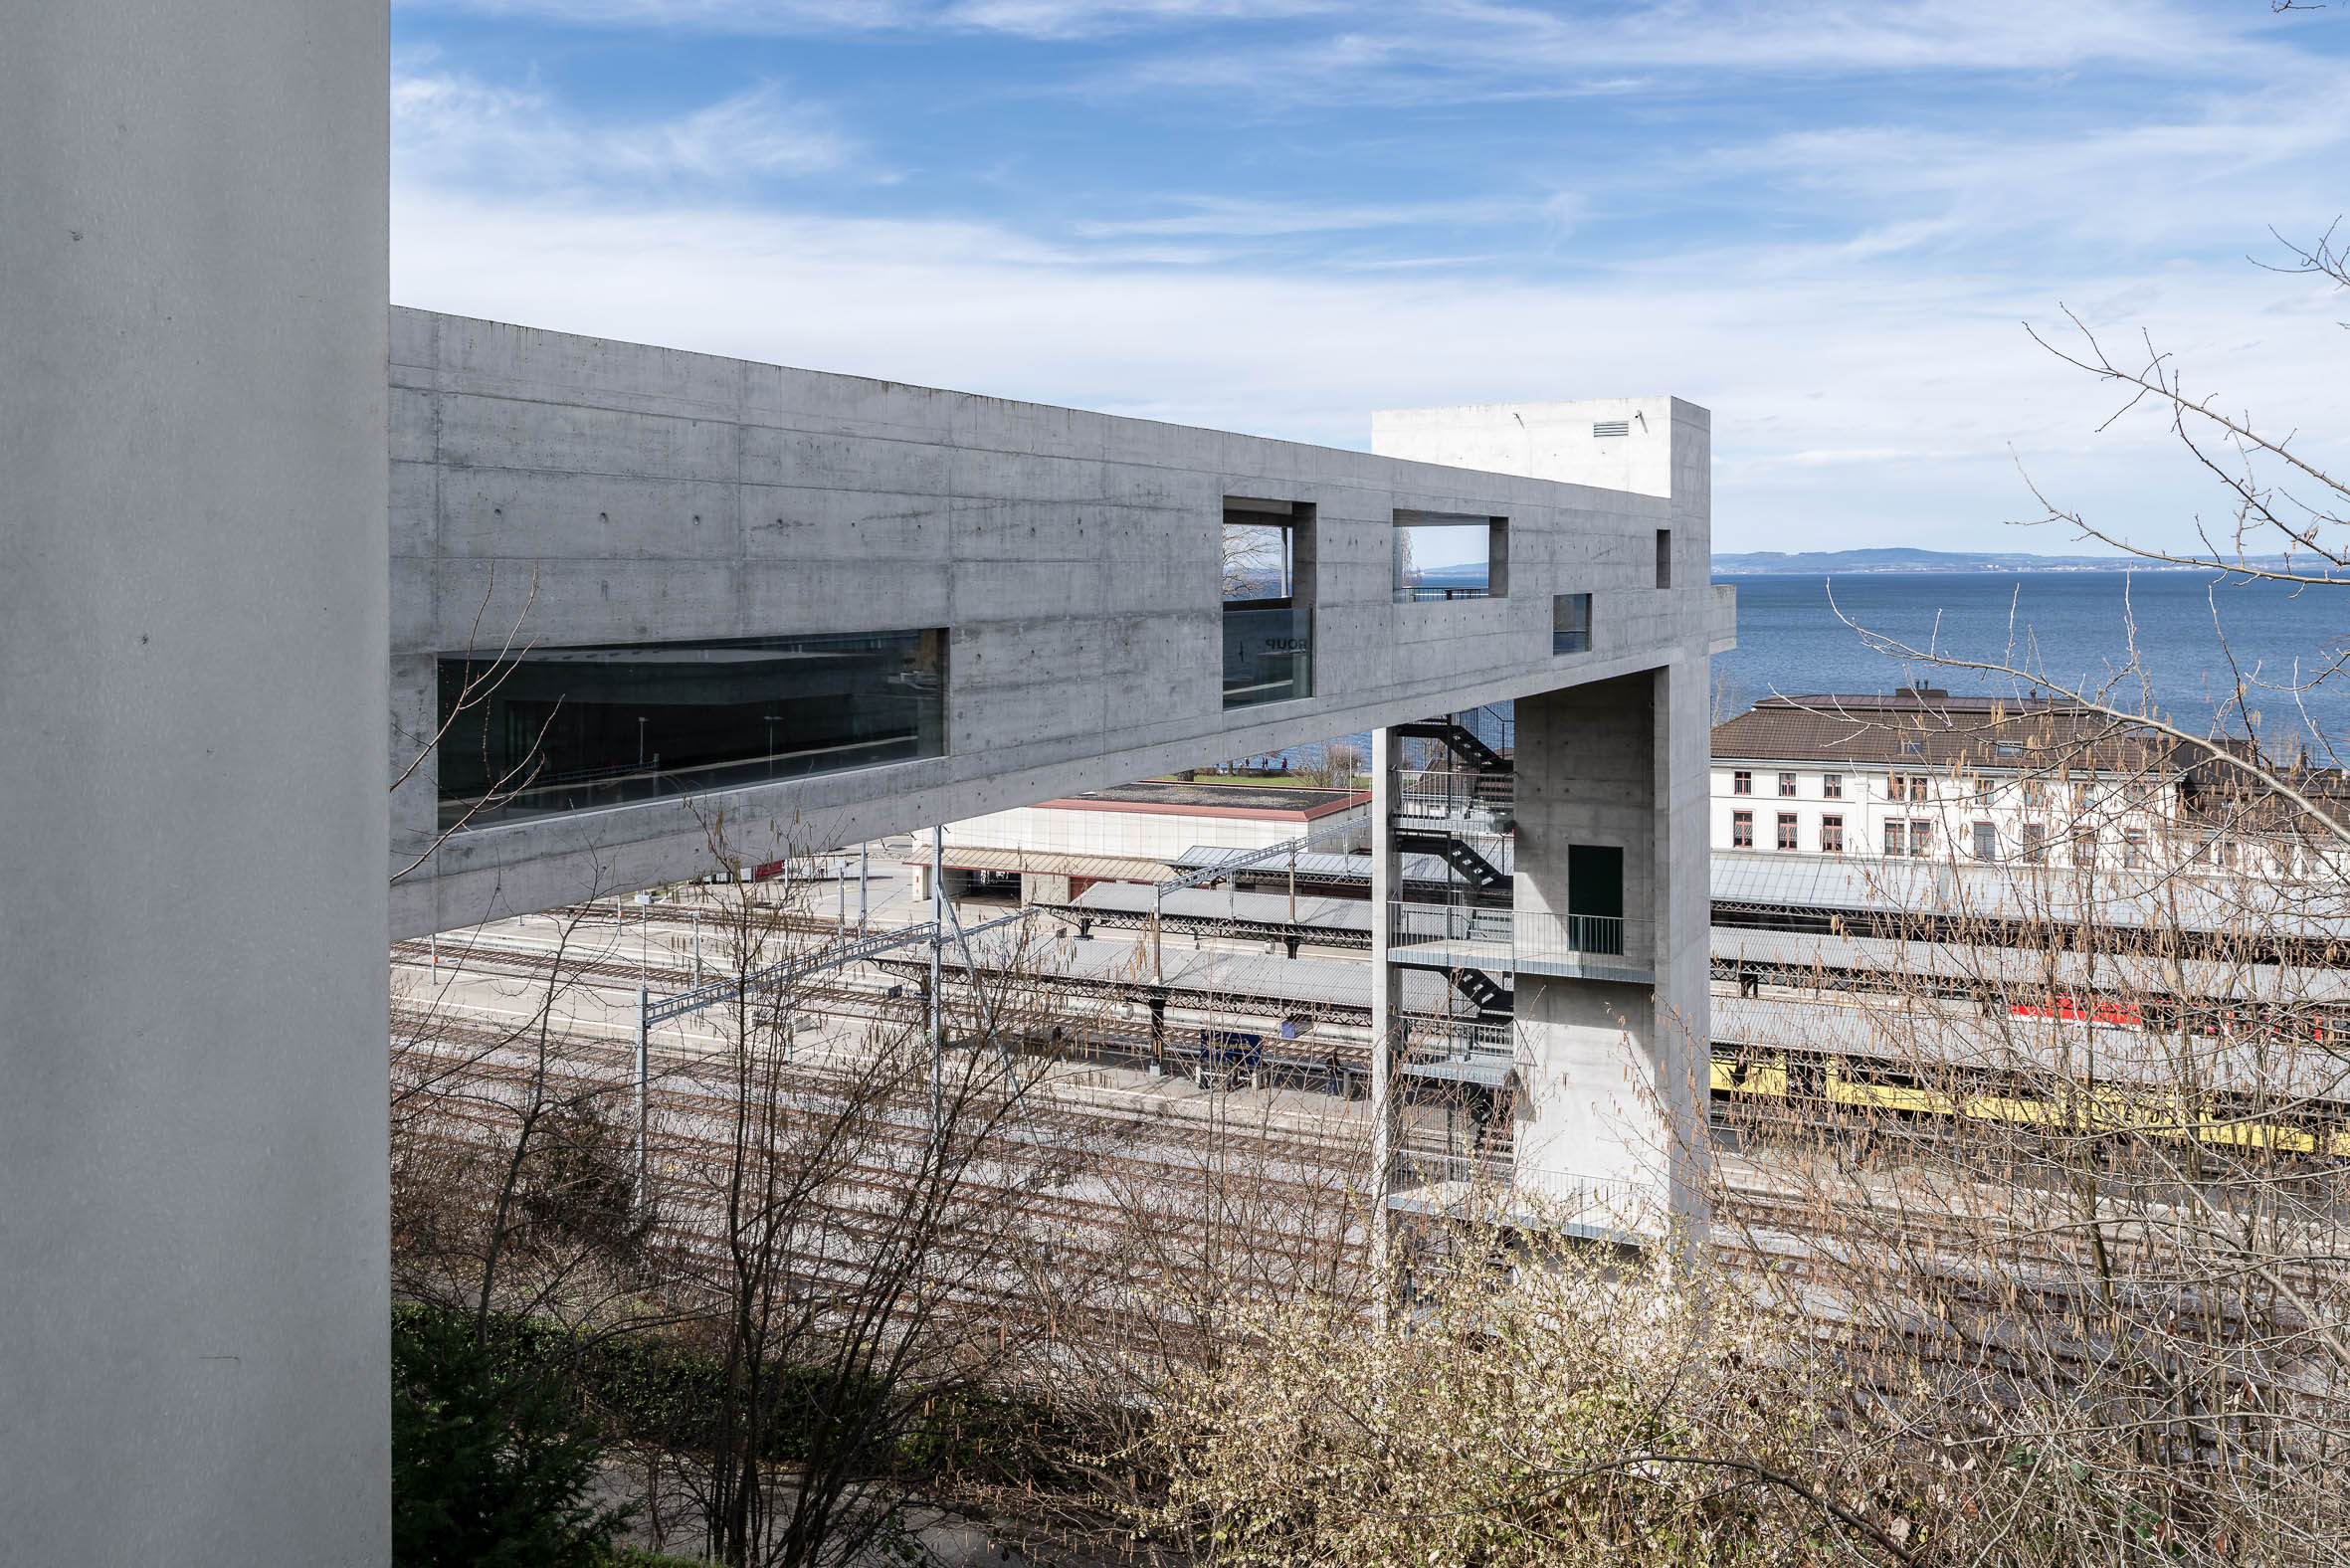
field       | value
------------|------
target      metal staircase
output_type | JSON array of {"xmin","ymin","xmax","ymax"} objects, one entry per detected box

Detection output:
[
  {"xmin": 1449, "ymin": 967, "xmax": 1513, "ymax": 1017},
  {"xmin": 1396, "ymin": 828, "xmax": 1509, "ymax": 889},
  {"xmin": 1397, "ymin": 718, "xmax": 1510, "ymax": 775}
]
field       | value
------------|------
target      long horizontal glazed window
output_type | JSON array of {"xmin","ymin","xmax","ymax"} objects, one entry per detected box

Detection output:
[
  {"xmin": 1223, "ymin": 600, "xmax": 1312, "ymax": 709},
  {"xmin": 438, "ymin": 630, "xmax": 947, "ymax": 829}
]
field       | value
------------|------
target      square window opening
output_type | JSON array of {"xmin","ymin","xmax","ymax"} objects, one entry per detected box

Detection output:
[
  {"xmin": 1552, "ymin": 592, "xmax": 1593, "ymax": 655},
  {"xmin": 1393, "ymin": 510, "xmax": 1506, "ymax": 601}
]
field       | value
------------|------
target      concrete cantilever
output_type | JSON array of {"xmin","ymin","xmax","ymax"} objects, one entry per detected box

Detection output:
[{"xmin": 391, "ymin": 309, "xmax": 1721, "ymax": 942}]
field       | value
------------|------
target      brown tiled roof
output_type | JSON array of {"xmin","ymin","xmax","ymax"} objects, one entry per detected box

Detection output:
[{"xmin": 1710, "ymin": 689, "xmax": 2181, "ymax": 774}]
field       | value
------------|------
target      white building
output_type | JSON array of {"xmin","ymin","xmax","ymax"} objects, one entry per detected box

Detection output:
[
  {"xmin": 1706, "ymin": 688, "xmax": 2300, "ymax": 875},
  {"xmin": 924, "ymin": 779, "xmax": 1370, "ymax": 901}
]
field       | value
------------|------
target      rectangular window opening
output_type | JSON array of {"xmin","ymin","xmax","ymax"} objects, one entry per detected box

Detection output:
[
  {"xmin": 1776, "ymin": 813, "xmax": 1798, "ymax": 851},
  {"xmin": 1394, "ymin": 510, "xmax": 1506, "ymax": 601},
  {"xmin": 437, "ymin": 629, "xmax": 948, "ymax": 831},
  {"xmin": 1777, "ymin": 771, "xmax": 1797, "ymax": 797},
  {"xmin": 1973, "ymin": 821, "xmax": 1998, "ymax": 863},
  {"xmin": 1821, "ymin": 814, "xmax": 1844, "ymax": 854},
  {"xmin": 1732, "ymin": 769, "xmax": 1752, "ymax": 796},
  {"xmin": 1731, "ymin": 810, "xmax": 1754, "ymax": 849},
  {"xmin": 1822, "ymin": 773, "xmax": 1843, "ymax": 800},
  {"xmin": 1224, "ymin": 497, "xmax": 1314, "ymax": 708},
  {"xmin": 1552, "ymin": 592, "xmax": 1593, "ymax": 655},
  {"xmin": 1655, "ymin": 528, "xmax": 1672, "ymax": 589}
]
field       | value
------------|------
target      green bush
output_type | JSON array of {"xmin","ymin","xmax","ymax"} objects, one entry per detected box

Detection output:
[{"xmin": 392, "ymin": 1305, "xmax": 637, "ymax": 1567}]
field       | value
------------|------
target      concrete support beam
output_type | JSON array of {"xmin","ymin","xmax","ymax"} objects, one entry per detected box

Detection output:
[{"xmin": 0, "ymin": 3, "xmax": 390, "ymax": 1560}]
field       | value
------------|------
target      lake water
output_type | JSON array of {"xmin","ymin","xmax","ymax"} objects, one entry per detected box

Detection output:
[
  {"xmin": 1223, "ymin": 568, "xmax": 2350, "ymax": 775},
  {"xmin": 1716, "ymin": 571, "xmax": 2350, "ymax": 747}
]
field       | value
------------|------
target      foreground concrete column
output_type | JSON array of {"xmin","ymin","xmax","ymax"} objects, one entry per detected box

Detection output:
[{"xmin": 1, "ymin": 4, "xmax": 389, "ymax": 1562}]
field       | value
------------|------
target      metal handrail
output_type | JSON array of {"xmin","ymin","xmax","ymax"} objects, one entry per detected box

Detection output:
[
  {"xmin": 1392, "ymin": 768, "xmax": 1513, "ymax": 828},
  {"xmin": 1397, "ymin": 1015, "xmax": 1515, "ymax": 1063},
  {"xmin": 1387, "ymin": 902, "xmax": 1628, "ymax": 962}
]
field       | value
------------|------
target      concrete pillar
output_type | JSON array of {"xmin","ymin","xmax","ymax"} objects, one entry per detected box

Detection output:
[
  {"xmin": 1368, "ymin": 726, "xmax": 1404, "ymax": 1241},
  {"xmin": 1021, "ymin": 872, "xmax": 1072, "ymax": 906},
  {"xmin": 0, "ymin": 4, "xmax": 389, "ymax": 1562},
  {"xmin": 1512, "ymin": 673, "xmax": 1707, "ymax": 1235}
]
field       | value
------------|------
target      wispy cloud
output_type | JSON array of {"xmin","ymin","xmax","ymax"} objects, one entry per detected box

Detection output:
[
  {"xmin": 393, "ymin": 73, "xmax": 860, "ymax": 189},
  {"xmin": 1073, "ymin": 195, "xmax": 1531, "ymax": 239},
  {"xmin": 386, "ymin": 0, "xmax": 2350, "ymax": 551}
]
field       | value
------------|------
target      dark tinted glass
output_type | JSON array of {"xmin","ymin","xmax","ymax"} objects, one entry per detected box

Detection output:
[
  {"xmin": 1552, "ymin": 592, "xmax": 1592, "ymax": 654},
  {"xmin": 1223, "ymin": 602, "xmax": 1312, "ymax": 708},
  {"xmin": 438, "ymin": 630, "xmax": 946, "ymax": 829}
]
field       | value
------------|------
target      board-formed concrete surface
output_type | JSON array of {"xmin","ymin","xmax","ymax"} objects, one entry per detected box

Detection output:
[
  {"xmin": 392, "ymin": 309, "xmax": 1726, "ymax": 938},
  {"xmin": 2, "ymin": 3, "xmax": 390, "ymax": 1561}
]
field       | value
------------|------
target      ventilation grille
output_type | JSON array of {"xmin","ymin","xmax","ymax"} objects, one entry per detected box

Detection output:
[{"xmin": 1592, "ymin": 420, "xmax": 1631, "ymax": 439}]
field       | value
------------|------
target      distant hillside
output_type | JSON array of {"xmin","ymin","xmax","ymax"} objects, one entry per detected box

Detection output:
[{"xmin": 1709, "ymin": 547, "xmax": 2277, "ymax": 575}]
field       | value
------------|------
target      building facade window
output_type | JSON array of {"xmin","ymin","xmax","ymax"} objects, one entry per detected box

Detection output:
[
  {"xmin": 1393, "ymin": 509, "xmax": 1505, "ymax": 601},
  {"xmin": 1223, "ymin": 498, "xmax": 1314, "ymax": 708},
  {"xmin": 436, "ymin": 629, "xmax": 948, "ymax": 831},
  {"xmin": 2123, "ymin": 829, "xmax": 2146, "ymax": 869},
  {"xmin": 1883, "ymin": 821, "xmax": 1906, "ymax": 857},
  {"xmin": 1776, "ymin": 813, "xmax": 1798, "ymax": 850},
  {"xmin": 1821, "ymin": 814, "xmax": 1844, "ymax": 853},
  {"xmin": 1732, "ymin": 769, "xmax": 1752, "ymax": 796},
  {"xmin": 1822, "ymin": 773, "xmax": 1843, "ymax": 800},
  {"xmin": 1907, "ymin": 818, "xmax": 1933, "ymax": 857},
  {"xmin": 1778, "ymin": 771, "xmax": 1797, "ymax": 797},
  {"xmin": 2022, "ymin": 822, "xmax": 2047, "ymax": 863},
  {"xmin": 1731, "ymin": 810, "xmax": 1754, "ymax": 849},
  {"xmin": 1551, "ymin": 592, "xmax": 1592, "ymax": 654},
  {"xmin": 2023, "ymin": 780, "xmax": 2048, "ymax": 809},
  {"xmin": 1972, "ymin": 821, "xmax": 1998, "ymax": 862},
  {"xmin": 2072, "ymin": 828, "xmax": 2098, "ymax": 868}
]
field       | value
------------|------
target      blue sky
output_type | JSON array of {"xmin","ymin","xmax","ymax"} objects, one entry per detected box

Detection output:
[{"xmin": 390, "ymin": 1, "xmax": 2350, "ymax": 554}]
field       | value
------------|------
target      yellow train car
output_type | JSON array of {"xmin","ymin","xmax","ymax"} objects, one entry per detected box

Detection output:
[{"xmin": 1709, "ymin": 1047, "xmax": 2350, "ymax": 1156}]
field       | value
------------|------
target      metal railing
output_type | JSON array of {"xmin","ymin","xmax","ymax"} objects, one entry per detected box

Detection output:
[
  {"xmin": 1387, "ymin": 902, "xmax": 1630, "ymax": 968},
  {"xmin": 1395, "ymin": 1125, "xmax": 1515, "ymax": 1187},
  {"xmin": 1392, "ymin": 768, "xmax": 1513, "ymax": 830},
  {"xmin": 1389, "ymin": 900, "xmax": 1514, "ymax": 952},
  {"xmin": 1397, "ymin": 1014, "xmax": 1515, "ymax": 1066},
  {"xmin": 1393, "ymin": 584, "xmax": 1491, "ymax": 602},
  {"xmin": 1519, "ymin": 910, "xmax": 1627, "ymax": 961}
]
